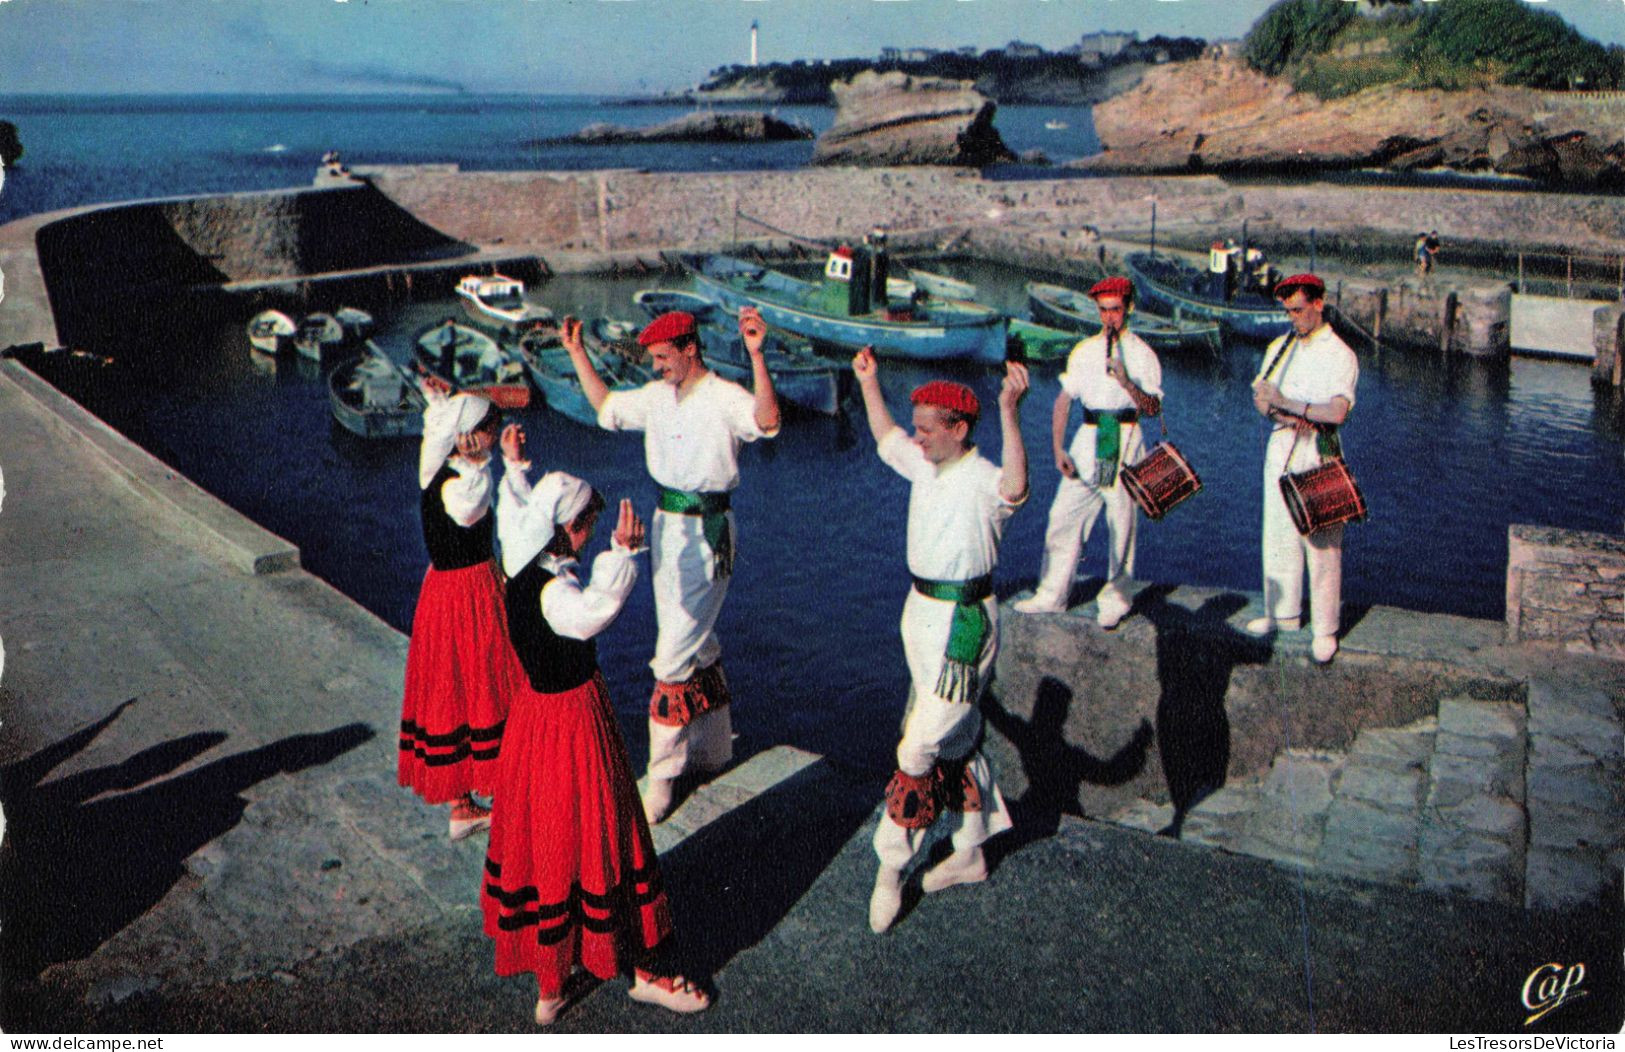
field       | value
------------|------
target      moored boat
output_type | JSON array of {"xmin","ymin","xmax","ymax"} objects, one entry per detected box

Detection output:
[
  {"xmin": 676, "ymin": 251, "xmax": 1007, "ymax": 365},
  {"xmin": 907, "ymin": 268, "xmax": 979, "ymax": 302},
  {"xmin": 1123, "ymin": 252, "xmax": 1287, "ymax": 342},
  {"xmin": 329, "ymin": 342, "xmax": 426, "ymax": 439},
  {"xmin": 456, "ymin": 274, "xmax": 555, "ymax": 333},
  {"xmin": 1026, "ymin": 281, "xmax": 1224, "ymax": 353},
  {"xmin": 294, "ymin": 312, "xmax": 346, "ymax": 361},
  {"xmin": 414, "ymin": 319, "xmax": 531, "ymax": 408},
  {"xmin": 1005, "ymin": 318, "xmax": 1079, "ymax": 364},
  {"xmin": 247, "ymin": 309, "xmax": 297, "ymax": 356},
  {"xmin": 516, "ymin": 326, "xmax": 642, "ymax": 428},
  {"xmin": 632, "ymin": 289, "xmax": 842, "ymax": 415}
]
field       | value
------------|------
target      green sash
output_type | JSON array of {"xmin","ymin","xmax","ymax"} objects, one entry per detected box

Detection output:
[
  {"xmin": 658, "ymin": 486, "xmax": 733, "ymax": 578},
  {"xmin": 913, "ymin": 574, "xmax": 994, "ymax": 704},
  {"xmin": 1094, "ymin": 415, "xmax": 1122, "ymax": 488}
]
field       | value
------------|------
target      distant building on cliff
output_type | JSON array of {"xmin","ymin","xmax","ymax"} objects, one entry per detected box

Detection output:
[
  {"xmin": 879, "ymin": 46, "xmax": 943, "ymax": 63},
  {"xmin": 1076, "ymin": 30, "xmax": 1137, "ymax": 62},
  {"xmin": 1003, "ymin": 40, "xmax": 1046, "ymax": 59}
]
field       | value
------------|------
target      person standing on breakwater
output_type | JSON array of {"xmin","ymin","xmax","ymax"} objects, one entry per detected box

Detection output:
[
  {"xmin": 397, "ymin": 375, "xmax": 525, "ymax": 838},
  {"xmin": 1247, "ymin": 273, "xmax": 1359, "ymax": 665},
  {"xmin": 850, "ymin": 347, "xmax": 1028, "ymax": 933},
  {"xmin": 484, "ymin": 446, "xmax": 709, "ymax": 1025},
  {"xmin": 560, "ymin": 307, "xmax": 780, "ymax": 824},
  {"xmin": 1013, "ymin": 276, "xmax": 1162, "ymax": 629}
]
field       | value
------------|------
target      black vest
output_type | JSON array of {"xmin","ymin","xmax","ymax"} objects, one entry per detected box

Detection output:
[
  {"xmin": 421, "ymin": 462, "xmax": 493, "ymax": 571},
  {"xmin": 506, "ymin": 561, "xmax": 600, "ymax": 694}
]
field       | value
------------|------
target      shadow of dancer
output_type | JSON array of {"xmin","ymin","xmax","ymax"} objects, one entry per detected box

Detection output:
[
  {"xmin": 1136, "ymin": 586, "xmax": 1272, "ymax": 838},
  {"xmin": 0, "ymin": 700, "xmax": 373, "ymax": 1022},
  {"xmin": 983, "ymin": 677, "xmax": 1155, "ymax": 853}
]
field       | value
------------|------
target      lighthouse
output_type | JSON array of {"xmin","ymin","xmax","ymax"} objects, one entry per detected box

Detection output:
[{"xmin": 750, "ymin": 19, "xmax": 759, "ymax": 66}]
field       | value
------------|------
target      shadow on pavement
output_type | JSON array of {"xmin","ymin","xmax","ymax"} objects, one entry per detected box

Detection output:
[{"xmin": 0, "ymin": 698, "xmax": 373, "ymax": 1026}]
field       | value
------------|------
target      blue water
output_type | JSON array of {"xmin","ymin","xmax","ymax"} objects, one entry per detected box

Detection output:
[
  {"xmin": 0, "ymin": 93, "xmax": 1100, "ymax": 224},
  {"xmin": 6, "ymin": 94, "xmax": 1623, "ymax": 773}
]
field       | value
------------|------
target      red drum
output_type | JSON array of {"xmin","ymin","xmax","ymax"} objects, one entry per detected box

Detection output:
[
  {"xmin": 1121, "ymin": 442, "xmax": 1202, "ymax": 520},
  {"xmin": 1279, "ymin": 458, "xmax": 1368, "ymax": 535}
]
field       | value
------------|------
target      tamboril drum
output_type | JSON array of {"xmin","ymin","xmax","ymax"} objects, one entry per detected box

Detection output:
[
  {"xmin": 1279, "ymin": 457, "xmax": 1368, "ymax": 536},
  {"xmin": 1121, "ymin": 442, "xmax": 1202, "ymax": 521}
]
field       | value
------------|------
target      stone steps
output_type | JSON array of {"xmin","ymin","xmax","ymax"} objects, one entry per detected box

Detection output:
[{"xmin": 1106, "ymin": 685, "xmax": 1625, "ymax": 910}]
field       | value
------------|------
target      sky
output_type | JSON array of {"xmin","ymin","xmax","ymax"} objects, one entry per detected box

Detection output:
[{"xmin": 0, "ymin": 0, "xmax": 1620, "ymax": 96}]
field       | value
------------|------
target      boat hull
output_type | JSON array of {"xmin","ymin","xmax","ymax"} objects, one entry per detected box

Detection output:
[
  {"xmin": 1026, "ymin": 282, "xmax": 1224, "ymax": 354},
  {"xmin": 1123, "ymin": 253, "xmax": 1287, "ymax": 343},
  {"xmin": 328, "ymin": 356, "xmax": 424, "ymax": 439},
  {"xmin": 682, "ymin": 255, "xmax": 1007, "ymax": 365}
]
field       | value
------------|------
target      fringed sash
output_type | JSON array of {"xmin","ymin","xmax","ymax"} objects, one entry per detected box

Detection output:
[
  {"xmin": 912, "ymin": 574, "xmax": 994, "ymax": 704},
  {"xmin": 657, "ymin": 486, "xmax": 733, "ymax": 578}
]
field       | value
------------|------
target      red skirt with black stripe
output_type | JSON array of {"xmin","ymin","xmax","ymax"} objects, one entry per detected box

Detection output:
[
  {"xmin": 397, "ymin": 559, "xmax": 521, "ymax": 803},
  {"xmin": 481, "ymin": 671, "xmax": 672, "ymax": 997}
]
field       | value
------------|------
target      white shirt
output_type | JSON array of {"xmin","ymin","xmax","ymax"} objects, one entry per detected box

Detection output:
[
  {"xmin": 419, "ymin": 384, "xmax": 493, "ymax": 526},
  {"xmin": 598, "ymin": 372, "xmax": 777, "ymax": 492},
  {"xmin": 1058, "ymin": 329, "xmax": 1163, "ymax": 411},
  {"xmin": 537, "ymin": 548, "xmax": 641, "ymax": 642},
  {"xmin": 878, "ymin": 428, "xmax": 1022, "ymax": 582},
  {"xmin": 1255, "ymin": 323, "xmax": 1358, "ymax": 413}
]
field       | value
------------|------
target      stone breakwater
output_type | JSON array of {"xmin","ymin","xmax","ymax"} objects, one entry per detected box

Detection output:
[{"xmin": 9, "ymin": 165, "xmax": 1625, "ymax": 357}]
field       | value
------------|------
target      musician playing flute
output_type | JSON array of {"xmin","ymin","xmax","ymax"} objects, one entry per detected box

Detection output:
[
  {"xmin": 1247, "ymin": 273, "xmax": 1358, "ymax": 665},
  {"xmin": 1014, "ymin": 276, "xmax": 1162, "ymax": 630}
]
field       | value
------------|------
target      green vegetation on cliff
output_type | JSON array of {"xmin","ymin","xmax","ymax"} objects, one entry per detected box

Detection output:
[
  {"xmin": 699, "ymin": 37, "xmax": 1207, "ymax": 104},
  {"xmin": 1244, "ymin": 0, "xmax": 1624, "ymax": 97}
]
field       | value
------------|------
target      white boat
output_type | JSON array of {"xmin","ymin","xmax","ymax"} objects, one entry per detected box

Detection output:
[
  {"xmin": 1045, "ymin": 119, "xmax": 1069, "ymax": 131},
  {"xmin": 295, "ymin": 308, "xmax": 374, "ymax": 361},
  {"xmin": 455, "ymin": 274, "xmax": 555, "ymax": 332},
  {"xmin": 246, "ymin": 310, "xmax": 297, "ymax": 356}
]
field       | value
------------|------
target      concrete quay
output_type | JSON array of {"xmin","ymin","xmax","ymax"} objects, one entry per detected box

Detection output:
[{"xmin": 0, "ymin": 352, "xmax": 1622, "ymax": 1033}]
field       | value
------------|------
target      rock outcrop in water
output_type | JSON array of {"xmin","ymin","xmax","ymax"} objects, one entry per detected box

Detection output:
[
  {"xmin": 538, "ymin": 111, "xmax": 813, "ymax": 146},
  {"xmin": 1080, "ymin": 56, "xmax": 1625, "ymax": 189},
  {"xmin": 811, "ymin": 71, "xmax": 1016, "ymax": 168}
]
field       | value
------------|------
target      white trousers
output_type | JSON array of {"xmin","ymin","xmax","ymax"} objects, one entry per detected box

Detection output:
[
  {"xmin": 645, "ymin": 508, "xmax": 734, "ymax": 780},
  {"xmin": 1030, "ymin": 469, "xmax": 1139, "ymax": 617},
  {"xmin": 1262, "ymin": 427, "xmax": 1343, "ymax": 639},
  {"xmin": 873, "ymin": 589, "xmax": 1013, "ymax": 870}
]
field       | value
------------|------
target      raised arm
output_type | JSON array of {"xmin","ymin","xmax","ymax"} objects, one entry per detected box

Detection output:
[
  {"xmin": 739, "ymin": 307, "xmax": 781, "ymax": 435},
  {"xmin": 539, "ymin": 500, "xmax": 646, "ymax": 641},
  {"xmin": 850, "ymin": 346, "xmax": 898, "ymax": 446},
  {"xmin": 560, "ymin": 316, "xmax": 611, "ymax": 413},
  {"xmin": 998, "ymin": 361, "xmax": 1031, "ymax": 504}
]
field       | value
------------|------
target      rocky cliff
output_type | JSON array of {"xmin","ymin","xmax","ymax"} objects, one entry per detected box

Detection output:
[
  {"xmin": 536, "ymin": 111, "xmax": 814, "ymax": 146},
  {"xmin": 811, "ymin": 71, "xmax": 1015, "ymax": 168},
  {"xmin": 1081, "ymin": 57, "xmax": 1625, "ymax": 188}
]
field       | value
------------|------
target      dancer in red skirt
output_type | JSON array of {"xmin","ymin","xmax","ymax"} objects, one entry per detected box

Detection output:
[
  {"xmin": 486, "ymin": 428, "xmax": 710, "ymax": 1025},
  {"xmin": 397, "ymin": 375, "xmax": 523, "ymax": 839}
]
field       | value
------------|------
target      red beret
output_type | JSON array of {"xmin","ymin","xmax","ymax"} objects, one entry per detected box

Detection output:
[
  {"xmin": 638, "ymin": 311, "xmax": 698, "ymax": 347},
  {"xmin": 1088, "ymin": 276, "xmax": 1134, "ymax": 301},
  {"xmin": 911, "ymin": 380, "xmax": 980, "ymax": 418},
  {"xmin": 1275, "ymin": 273, "xmax": 1325, "ymax": 299}
]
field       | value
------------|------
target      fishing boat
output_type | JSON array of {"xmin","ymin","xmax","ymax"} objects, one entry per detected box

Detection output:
[
  {"xmin": 515, "ymin": 326, "xmax": 643, "ymax": 428},
  {"xmin": 1044, "ymin": 119, "xmax": 1069, "ymax": 131},
  {"xmin": 907, "ymin": 268, "xmax": 979, "ymax": 302},
  {"xmin": 1005, "ymin": 318, "xmax": 1080, "ymax": 364},
  {"xmin": 1123, "ymin": 252, "xmax": 1287, "ymax": 342},
  {"xmin": 334, "ymin": 307, "xmax": 375, "ymax": 341},
  {"xmin": 246, "ymin": 309, "xmax": 297, "ymax": 356},
  {"xmin": 414, "ymin": 319, "xmax": 531, "ymax": 408},
  {"xmin": 328, "ymin": 342, "xmax": 426, "ymax": 439},
  {"xmin": 676, "ymin": 250, "xmax": 1007, "ymax": 365},
  {"xmin": 1026, "ymin": 282, "xmax": 1224, "ymax": 353},
  {"xmin": 455, "ymin": 274, "xmax": 555, "ymax": 333},
  {"xmin": 293, "ymin": 312, "xmax": 345, "ymax": 361},
  {"xmin": 632, "ymin": 289, "xmax": 842, "ymax": 415}
]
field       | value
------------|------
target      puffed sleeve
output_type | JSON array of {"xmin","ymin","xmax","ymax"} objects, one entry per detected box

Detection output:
[
  {"xmin": 1326, "ymin": 344, "xmax": 1358, "ymax": 410},
  {"xmin": 876, "ymin": 425, "xmax": 927, "ymax": 482},
  {"xmin": 539, "ymin": 546, "xmax": 642, "ymax": 641},
  {"xmin": 1058, "ymin": 341, "xmax": 1089, "ymax": 400},
  {"xmin": 1128, "ymin": 335, "xmax": 1163, "ymax": 400},
  {"xmin": 597, "ymin": 383, "xmax": 652, "ymax": 433},
  {"xmin": 418, "ymin": 383, "xmax": 459, "ymax": 489},
  {"xmin": 440, "ymin": 456, "xmax": 493, "ymax": 527}
]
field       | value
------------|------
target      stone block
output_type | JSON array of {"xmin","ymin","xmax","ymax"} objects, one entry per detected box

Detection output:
[
  {"xmin": 1525, "ymin": 846, "xmax": 1620, "ymax": 910},
  {"xmin": 1527, "ymin": 764, "xmax": 1620, "ymax": 813},
  {"xmin": 1418, "ymin": 829, "xmax": 1522, "ymax": 905},
  {"xmin": 1318, "ymin": 835, "xmax": 1417, "ymax": 884},
  {"xmin": 1529, "ymin": 803, "xmax": 1625, "ymax": 851},
  {"xmin": 1428, "ymin": 793, "xmax": 1526, "ymax": 839},
  {"xmin": 1434, "ymin": 733, "xmax": 1514, "ymax": 761},
  {"xmin": 1436, "ymin": 698, "xmax": 1524, "ymax": 742},
  {"xmin": 1428, "ymin": 753, "xmax": 1523, "ymax": 806},
  {"xmin": 1347, "ymin": 723, "xmax": 1436, "ymax": 772},
  {"xmin": 1530, "ymin": 733, "xmax": 1606, "ymax": 770},
  {"xmin": 1108, "ymin": 798, "xmax": 1174, "ymax": 834},
  {"xmin": 1334, "ymin": 763, "xmax": 1426, "ymax": 810}
]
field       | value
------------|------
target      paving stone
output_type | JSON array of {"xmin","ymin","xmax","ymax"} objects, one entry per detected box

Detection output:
[
  {"xmin": 1525, "ymin": 846, "xmax": 1620, "ymax": 910},
  {"xmin": 1427, "ymin": 793, "xmax": 1526, "ymax": 839},
  {"xmin": 1318, "ymin": 836, "xmax": 1417, "ymax": 884},
  {"xmin": 1434, "ymin": 733, "xmax": 1518, "ymax": 762},
  {"xmin": 1418, "ymin": 830, "xmax": 1522, "ymax": 905},
  {"xmin": 1528, "ymin": 679, "xmax": 1620, "ymax": 722},
  {"xmin": 1107, "ymin": 799, "xmax": 1174, "ymax": 834},
  {"xmin": 1258, "ymin": 750, "xmax": 1341, "ymax": 814},
  {"xmin": 1319, "ymin": 797, "xmax": 1420, "ymax": 883},
  {"xmin": 1335, "ymin": 763, "xmax": 1426, "ymax": 810},
  {"xmin": 1179, "ymin": 813, "xmax": 1249, "ymax": 850},
  {"xmin": 1527, "ymin": 764, "xmax": 1620, "ymax": 812},
  {"xmin": 1530, "ymin": 733, "xmax": 1609, "ymax": 770},
  {"xmin": 711, "ymin": 745, "xmax": 822, "ymax": 796},
  {"xmin": 1526, "ymin": 705, "xmax": 1621, "ymax": 745},
  {"xmin": 1528, "ymin": 803, "xmax": 1624, "ymax": 851},
  {"xmin": 1436, "ymin": 698, "xmax": 1524, "ymax": 741},
  {"xmin": 1428, "ymin": 753, "xmax": 1522, "ymax": 805},
  {"xmin": 1346, "ymin": 721, "xmax": 1436, "ymax": 772},
  {"xmin": 1186, "ymin": 784, "xmax": 1263, "ymax": 819}
]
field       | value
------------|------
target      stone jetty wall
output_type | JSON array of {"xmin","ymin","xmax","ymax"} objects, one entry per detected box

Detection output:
[
  {"xmin": 1506, "ymin": 525, "xmax": 1625, "ymax": 658},
  {"xmin": 1595, "ymin": 305, "xmax": 1625, "ymax": 388}
]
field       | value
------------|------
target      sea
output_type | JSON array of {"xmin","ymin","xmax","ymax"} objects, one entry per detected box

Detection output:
[{"xmin": 5, "ymin": 93, "xmax": 1623, "ymax": 772}]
